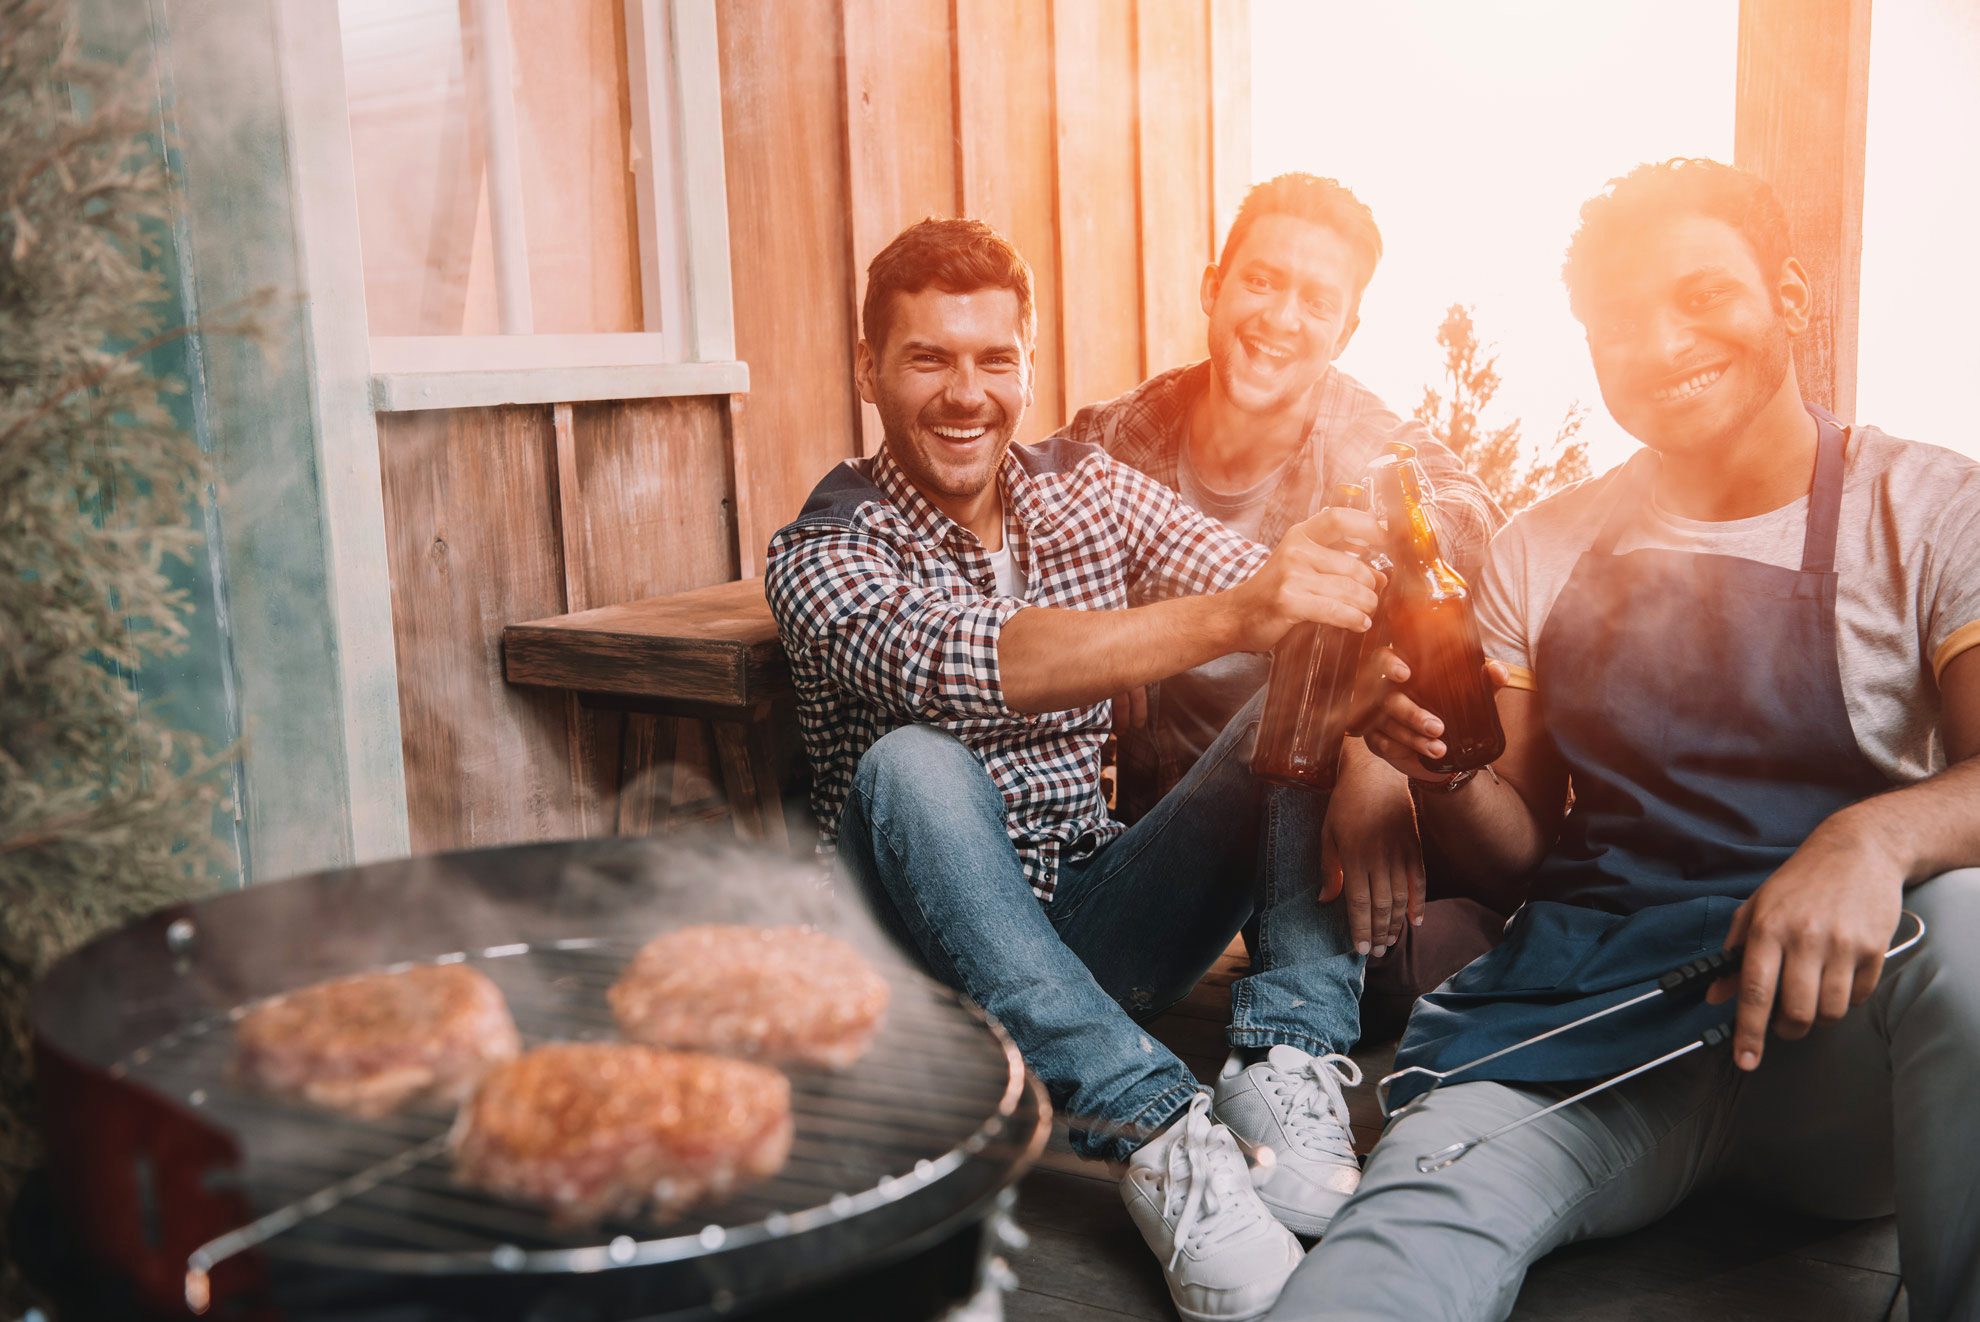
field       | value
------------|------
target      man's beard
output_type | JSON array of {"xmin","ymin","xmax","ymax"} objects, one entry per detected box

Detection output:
[{"xmin": 880, "ymin": 414, "xmax": 1008, "ymax": 501}]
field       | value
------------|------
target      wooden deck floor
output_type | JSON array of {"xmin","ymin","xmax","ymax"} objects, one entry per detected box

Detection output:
[{"xmin": 1000, "ymin": 944, "xmax": 1907, "ymax": 1322}]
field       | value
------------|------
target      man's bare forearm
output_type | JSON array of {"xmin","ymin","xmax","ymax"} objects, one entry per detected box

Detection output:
[
  {"xmin": 1415, "ymin": 766, "xmax": 1556, "ymax": 886},
  {"xmin": 999, "ymin": 595, "xmax": 1239, "ymax": 713},
  {"xmin": 999, "ymin": 505, "xmax": 1384, "ymax": 713},
  {"xmin": 1820, "ymin": 754, "xmax": 1980, "ymax": 885}
]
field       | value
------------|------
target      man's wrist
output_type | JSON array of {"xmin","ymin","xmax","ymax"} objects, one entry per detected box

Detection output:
[
  {"xmin": 1810, "ymin": 802, "xmax": 1908, "ymax": 874},
  {"xmin": 1202, "ymin": 585, "xmax": 1251, "ymax": 655}
]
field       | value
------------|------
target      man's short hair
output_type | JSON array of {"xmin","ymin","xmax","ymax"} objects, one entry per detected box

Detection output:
[
  {"xmin": 1563, "ymin": 158, "xmax": 1794, "ymax": 316},
  {"xmin": 862, "ymin": 217, "xmax": 1036, "ymax": 353},
  {"xmin": 1217, "ymin": 173, "xmax": 1384, "ymax": 293}
]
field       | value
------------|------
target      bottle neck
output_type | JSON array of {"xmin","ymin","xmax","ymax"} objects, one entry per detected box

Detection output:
[
  {"xmin": 1386, "ymin": 467, "xmax": 1443, "ymax": 564},
  {"xmin": 1377, "ymin": 465, "xmax": 1467, "ymax": 599}
]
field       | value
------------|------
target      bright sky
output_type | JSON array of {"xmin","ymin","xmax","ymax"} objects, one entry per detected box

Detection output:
[{"xmin": 1251, "ymin": 1, "xmax": 1980, "ymax": 474}]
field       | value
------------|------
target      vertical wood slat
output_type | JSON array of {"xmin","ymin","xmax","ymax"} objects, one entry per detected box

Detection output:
[
  {"xmin": 567, "ymin": 397, "xmax": 738, "ymax": 606},
  {"xmin": 955, "ymin": 0, "xmax": 1066, "ymax": 444},
  {"xmin": 721, "ymin": 393, "xmax": 762, "ymax": 579},
  {"xmin": 551, "ymin": 402, "xmax": 603, "ymax": 836},
  {"xmin": 381, "ymin": 405, "xmax": 579, "ymax": 852},
  {"xmin": 568, "ymin": 396, "xmax": 737, "ymax": 839},
  {"xmin": 1135, "ymin": 0, "xmax": 1216, "ymax": 378},
  {"xmin": 1208, "ymin": 0, "xmax": 1251, "ymax": 249},
  {"xmin": 1053, "ymin": 0, "xmax": 1146, "ymax": 414},
  {"xmin": 841, "ymin": 0, "xmax": 960, "ymax": 455},
  {"xmin": 717, "ymin": 0, "xmax": 859, "ymax": 539},
  {"xmin": 1734, "ymin": 0, "xmax": 1870, "ymax": 419}
]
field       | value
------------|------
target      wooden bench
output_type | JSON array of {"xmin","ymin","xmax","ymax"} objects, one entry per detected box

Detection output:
[{"xmin": 503, "ymin": 578, "xmax": 797, "ymax": 847}]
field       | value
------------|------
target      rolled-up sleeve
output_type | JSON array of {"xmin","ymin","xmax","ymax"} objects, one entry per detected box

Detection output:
[{"xmin": 766, "ymin": 526, "xmax": 1028, "ymax": 721}]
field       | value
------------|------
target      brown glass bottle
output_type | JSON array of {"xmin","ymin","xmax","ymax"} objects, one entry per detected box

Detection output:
[
  {"xmin": 1252, "ymin": 484, "xmax": 1387, "ymax": 792},
  {"xmin": 1367, "ymin": 451, "xmax": 1505, "ymax": 774}
]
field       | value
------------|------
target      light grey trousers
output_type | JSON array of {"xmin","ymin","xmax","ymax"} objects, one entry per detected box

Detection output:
[{"xmin": 1268, "ymin": 867, "xmax": 1980, "ymax": 1322}]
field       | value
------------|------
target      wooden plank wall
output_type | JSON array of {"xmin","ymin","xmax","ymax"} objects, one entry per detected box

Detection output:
[
  {"xmin": 1733, "ymin": 0, "xmax": 1871, "ymax": 420},
  {"xmin": 719, "ymin": 0, "xmax": 1250, "ymax": 520},
  {"xmin": 380, "ymin": 398, "xmax": 737, "ymax": 852},
  {"xmin": 382, "ymin": 0, "xmax": 1249, "ymax": 853}
]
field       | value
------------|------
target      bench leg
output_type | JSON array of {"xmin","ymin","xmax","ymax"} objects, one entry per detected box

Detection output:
[
  {"xmin": 616, "ymin": 713, "xmax": 673, "ymax": 836},
  {"xmin": 712, "ymin": 707, "xmax": 790, "ymax": 851}
]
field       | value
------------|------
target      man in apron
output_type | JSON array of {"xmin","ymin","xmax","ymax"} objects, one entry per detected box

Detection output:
[{"xmin": 1269, "ymin": 158, "xmax": 1980, "ymax": 1321}]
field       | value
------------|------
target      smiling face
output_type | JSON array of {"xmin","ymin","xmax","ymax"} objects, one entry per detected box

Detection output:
[
  {"xmin": 1575, "ymin": 213, "xmax": 1808, "ymax": 461},
  {"xmin": 1200, "ymin": 213, "xmax": 1366, "ymax": 420},
  {"xmin": 855, "ymin": 284, "xmax": 1033, "ymax": 523}
]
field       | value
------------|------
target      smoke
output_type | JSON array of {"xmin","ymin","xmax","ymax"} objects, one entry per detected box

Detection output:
[{"xmin": 113, "ymin": 828, "xmax": 909, "ymax": 1028}]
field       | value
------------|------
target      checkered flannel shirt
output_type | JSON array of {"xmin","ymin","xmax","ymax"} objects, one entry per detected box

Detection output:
[
  {"xmin": 765, "ymin": 436, "xmax": 1267, "ymax": 901},
  {"xmin": 1060, "ymin": 361, "xmax": 1505, "ymax": 580}
]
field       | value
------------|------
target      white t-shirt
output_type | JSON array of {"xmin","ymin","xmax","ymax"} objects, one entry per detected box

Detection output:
[
  {"xmin": 986, "ymin": 521, "xmax": 1027, "ymax": 599},
  {"xmin": 1475, "ymin": 426, "xmax": 1980, "ymax": 783}
]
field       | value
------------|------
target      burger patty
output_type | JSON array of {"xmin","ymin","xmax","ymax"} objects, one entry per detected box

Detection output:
[
  {"xmin": 608, "ymin": 924, "xmax": 890, "ymax": 1069},
  {"xmin": 233, "ymin": 963, "xmax": 521, "ymax": 1118},
  {"xmin": 451, "ymin": 1042, "xmax": 794, "ymax": 1223}
]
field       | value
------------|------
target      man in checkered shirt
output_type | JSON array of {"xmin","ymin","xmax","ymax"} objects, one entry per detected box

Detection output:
[
  {"xmin": 768, "ymin": 217, "xmax": 1396, "ymax": 1320},
  {"xmin": 1055, "ymin": 174, "xmax": 1512, "ymax": 1049}
]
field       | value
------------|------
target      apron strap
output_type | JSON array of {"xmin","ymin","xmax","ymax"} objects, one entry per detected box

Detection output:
[{"xmin": 1799, "ymin": 417, "xmax": 1849, "ymax": 574}]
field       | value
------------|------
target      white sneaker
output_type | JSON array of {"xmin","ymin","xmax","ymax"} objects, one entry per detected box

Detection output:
[
  {"xmin": 1120, "ymin": 1092, "xmax": 1304, "ymax": 1322},
  {"xmin": 1213, "ymin": 1045, "xmax": 1363, "ymax": 1237}
]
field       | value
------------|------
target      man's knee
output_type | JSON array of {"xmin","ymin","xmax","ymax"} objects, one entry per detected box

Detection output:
[
  {"xmin": 852, "ymin": 724, "xmax": 998, "ymax": 818},
  {"xmin": 1891, "ymin": 867, "xmax": 1980, "ymax": 1011}
]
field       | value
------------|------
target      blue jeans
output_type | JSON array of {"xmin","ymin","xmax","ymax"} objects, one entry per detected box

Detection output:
[{"xmin": 837, "ymin": 690, "xmax": 1362, "ymax": 1162}]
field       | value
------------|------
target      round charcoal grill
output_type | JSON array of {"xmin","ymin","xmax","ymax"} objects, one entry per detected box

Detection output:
[{"xmin": 26, "ymin": 839, "xmax": 1049, "ymax": 1321}]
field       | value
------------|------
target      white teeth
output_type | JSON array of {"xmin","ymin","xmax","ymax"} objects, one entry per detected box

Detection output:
[
  {"xmin": 1247, "ymin": 339, "xmax": 1292, "ymax": 362},
  {"xmin": 930, "ymin": 424, "xmax": 988, "ymax": 440},
  {"xmin": 1652, "ymin": 368, "xmax": 1725, "ymax": 403}
]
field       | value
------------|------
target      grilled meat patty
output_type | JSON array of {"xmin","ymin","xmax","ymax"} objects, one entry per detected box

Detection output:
[
  {"xmin": 609, "ymin": 924, "xmax": 890, "ymax": 1069},
  {"xmin": 452, "ymin": 1042, "xmax": 794, "ymax": 1223},
  {"xmin": 232, "ymin": 963, "xmax": 521, "ymax": 1118}
]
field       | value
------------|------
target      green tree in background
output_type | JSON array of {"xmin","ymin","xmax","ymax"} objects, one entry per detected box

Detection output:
[
  {"xmin": 0, "ymin": 0, "xmax": 257, "ymax": 1270},
  {"xmin": 1415, "ymin": 303, "xmax": 1592, "ymax": 514}
]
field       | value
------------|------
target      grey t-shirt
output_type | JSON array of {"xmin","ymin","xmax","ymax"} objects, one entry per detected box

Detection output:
[
  {"xmin": 1476, "ymin": 426, "xmax": 1980, "ymax": 782},
  {"xmin": 1156, "ymin": 444, "xmax": 1294, "ymax": 768}
]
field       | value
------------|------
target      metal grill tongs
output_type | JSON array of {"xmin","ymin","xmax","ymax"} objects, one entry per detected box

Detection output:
[{"xmin": 1376, "ymin": 909, "xmax": 1927, "ymax": 1174}]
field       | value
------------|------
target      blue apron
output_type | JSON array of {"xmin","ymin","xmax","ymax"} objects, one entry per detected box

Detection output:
[{"xmin": 1390, "ymin": 415, "xmax": 1893, "ymax": 1106}]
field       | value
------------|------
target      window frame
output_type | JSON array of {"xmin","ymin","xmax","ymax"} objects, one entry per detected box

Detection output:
[{"xmin": 345, "ymin": 0, "xmax": 746, "ymax": 413}]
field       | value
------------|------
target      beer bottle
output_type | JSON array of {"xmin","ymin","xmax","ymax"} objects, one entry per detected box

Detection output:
[
  {"xmin": 1252, "ymin": 484, "xmax": 1389, "ymax": 792},
  {"xmin": 1367, "ymin": 448, "xmax": 1504, "ymax": 774}
]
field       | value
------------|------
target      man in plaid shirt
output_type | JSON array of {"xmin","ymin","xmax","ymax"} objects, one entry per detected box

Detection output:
[
  {"xmin": 768, "ymin": 218, "xmax": 1392, "ymax": 1320},
  {"xmin": 1055, "ymin": 174, "xmax": 1511, "ymax": 1046}
]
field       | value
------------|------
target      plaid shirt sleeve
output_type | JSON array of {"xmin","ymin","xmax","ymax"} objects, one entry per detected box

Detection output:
[
  {"xmin": 1099, "ymin": 451, "xmax": 1268, "ymax": 600},
  {"xmin": 765, "ymin": 525, "xmax": 1028, "ymax": 721}
]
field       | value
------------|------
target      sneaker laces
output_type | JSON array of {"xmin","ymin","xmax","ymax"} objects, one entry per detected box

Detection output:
[
  {"xmin": 1165, "ymin": 1093, "xmax": 1272, "ymax": 1269},
  {"xmin": 1263, "ymin": 1052, "xmax": 1362, "ymax": 1161}
]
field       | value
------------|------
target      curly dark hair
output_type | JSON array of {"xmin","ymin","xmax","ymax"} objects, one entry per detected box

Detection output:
[
  {"xmin": 1218, "ymin": 173, "xmax": 1384, "ymax": 293},
  {"xmin": 1563, "ymin": 158, "xmax": 1794, "ymax": 316},
  {"xmin": 862, "ymin": 217, "xmax": 1036, "ymax": 353}
]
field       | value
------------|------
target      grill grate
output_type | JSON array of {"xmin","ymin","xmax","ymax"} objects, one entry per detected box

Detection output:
[{"xmin": 109, "ymin": 938, "xmax": 1023, "ymax": 1285}]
